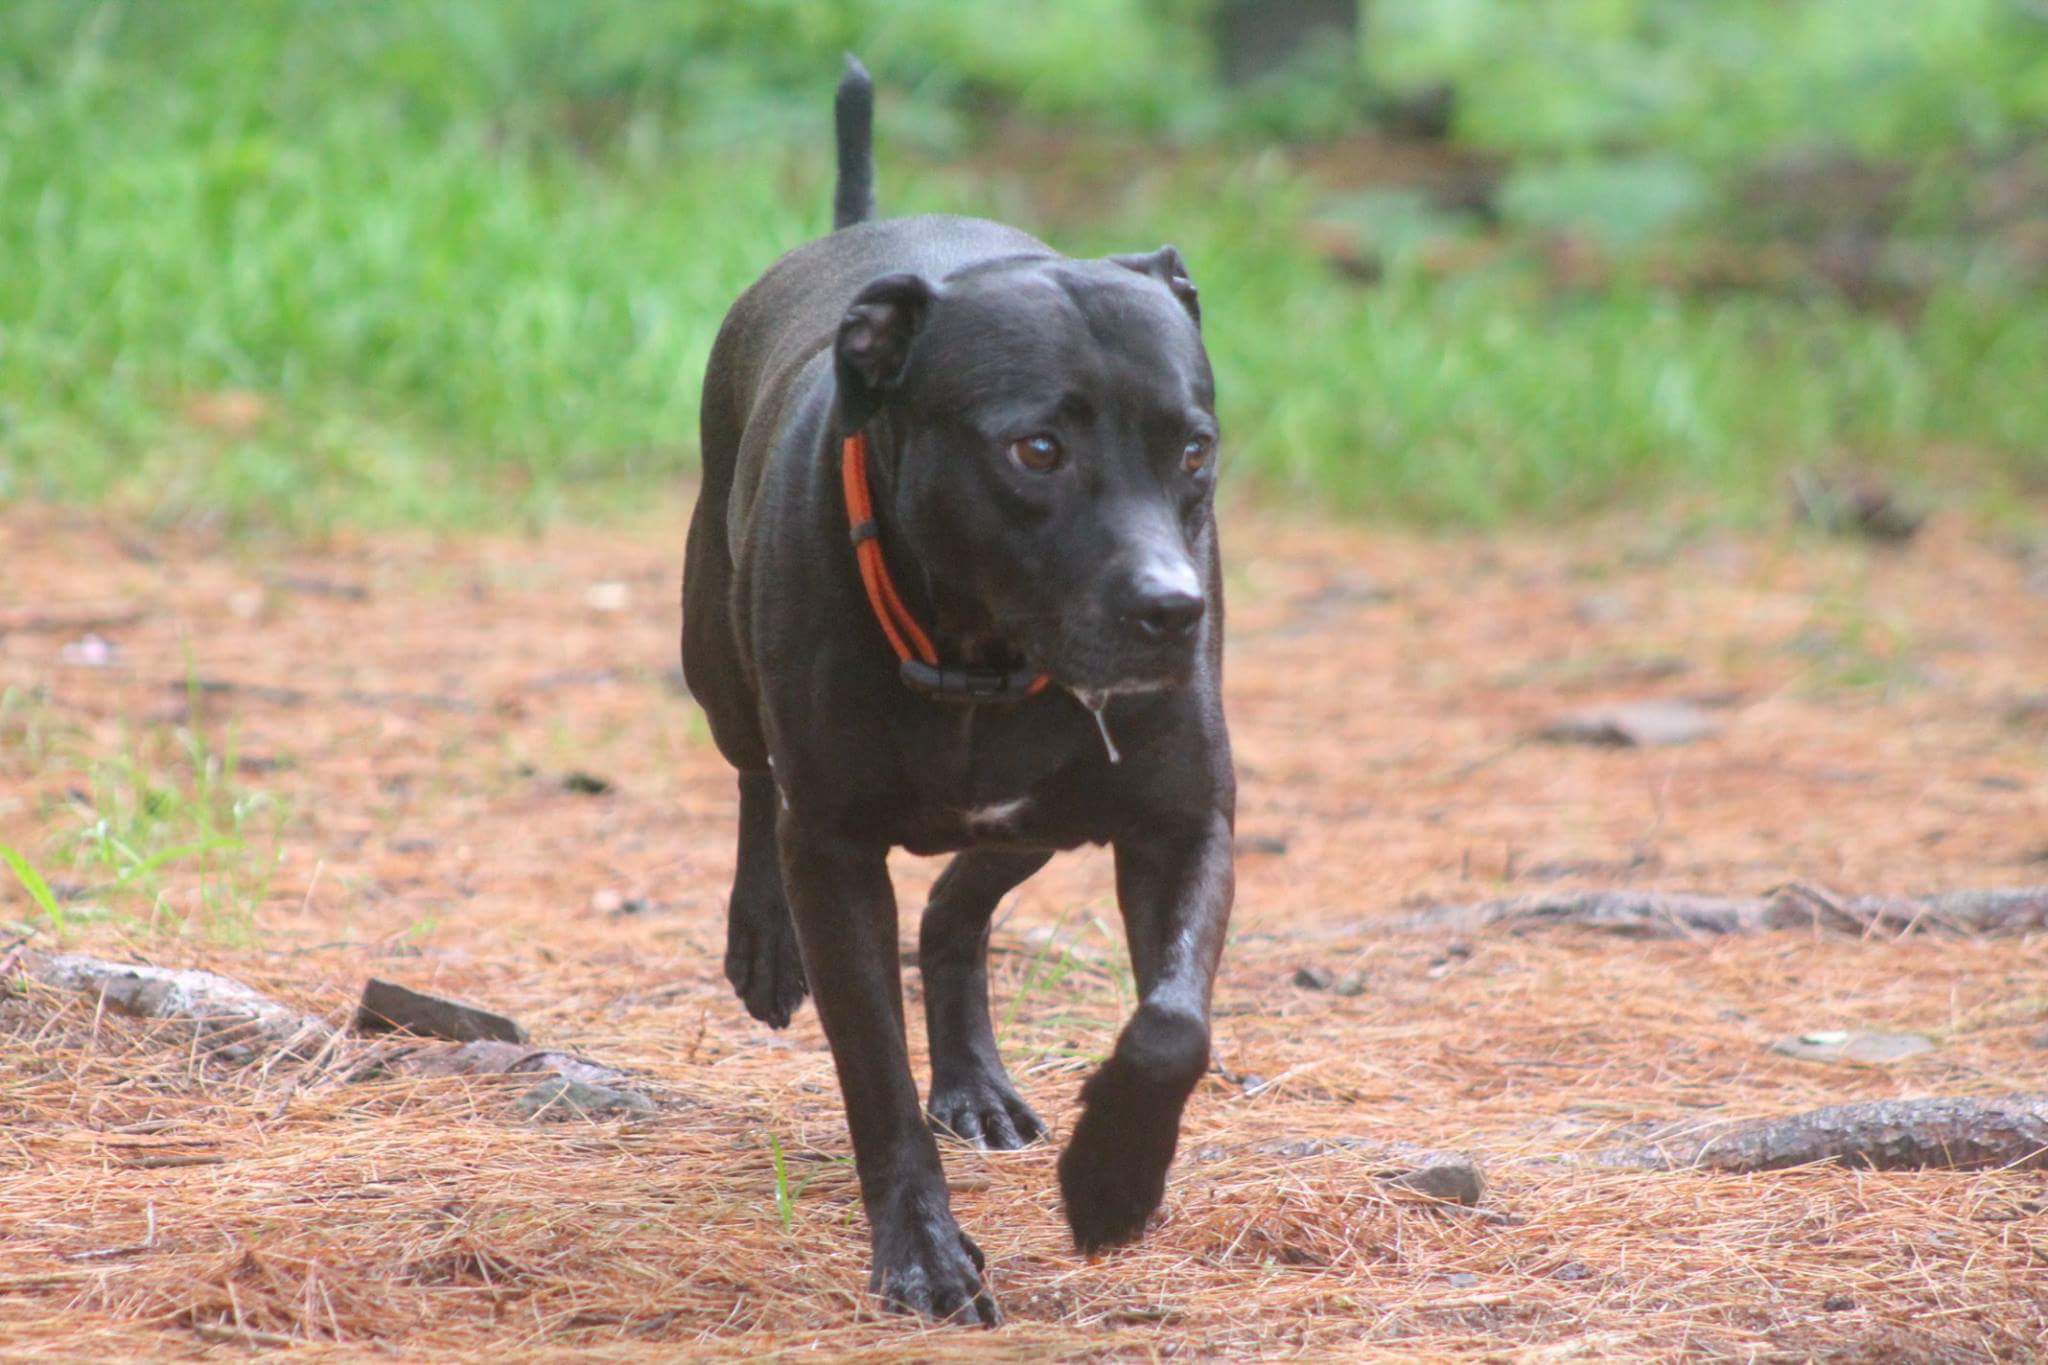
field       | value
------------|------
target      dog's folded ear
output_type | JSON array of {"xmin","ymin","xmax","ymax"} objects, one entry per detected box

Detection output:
[
  {"xmin": 836, "ymin": 272, "xmax": 938, "ymax": 431},
  {"xmin": 1110, "ymin": 245, "xmax": 1199, "ymax": 326}
]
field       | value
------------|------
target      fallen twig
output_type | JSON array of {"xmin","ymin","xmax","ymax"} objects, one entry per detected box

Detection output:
[
  {"xmin": 190, "ymin": 1321, "xmax": 300, "ymax": 1349},
  {"xmin": 263, "ymin": 571, "xmax": 368, "ymax": 601},
  {"xmin": 123, "ymin": 1153, "xmax": 228, "ymax": 1170},
  {"xmin": 0, "ymin": 1269, "xmax": 139, "ymax": 1293},
  {"xmin": 170, "ymin": 677, "xmax": 479, "ymax": 715},
  {"xmin": 60, "ymin": 1204, "xmax": 156, "ymax": 1261},
  {"xmin": 0, "ymin": 604, "xmax": 146, "ymax": 636}
]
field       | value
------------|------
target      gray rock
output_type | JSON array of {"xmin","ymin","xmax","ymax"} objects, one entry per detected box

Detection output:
[
  {"xmin": 1789, "ymin": 469, "xmax": 1924, "ymax": 543},
  {"xmin": 1770, "ymin": 1030, "xmax": 1935, "ymax": 1066},
  {"xmin": 356, "ymin": 977, "xmax": 528, "ymax": 1044},
  {"xmin": 1540, "ymin": 700, "xmax": 1719, "ymax": 748},
  {"xmin": 1573, "ymin": 592, "xmax": 1632, "ymax": 626},
  {"xmin": 517, "ymin": 1076, "xmax": 657, "ymax": 1122},
  {"xmin": 1387, "ymin": 1154, "xmax": 1486, "ymax": 1206}
]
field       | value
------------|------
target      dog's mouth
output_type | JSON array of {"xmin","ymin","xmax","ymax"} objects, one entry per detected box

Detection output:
[
  {"xmin": 1000, "ymin": 614, "xmax": 1198, "ymax": 699},
  {"xmin": 1068, "ymin": 677, "xmax": 1176, "ymax": 699},
  {"xmin": 1063, "ymin": 678, "xmax": 1181, "ymax": 765},
  {"xmin": 1042, "ymin": 665, "xmax": 1189, "ymax": 708},
  {"xmin": 1026, "ymin": 645, "xmax": 1193, "ymax": 700}
]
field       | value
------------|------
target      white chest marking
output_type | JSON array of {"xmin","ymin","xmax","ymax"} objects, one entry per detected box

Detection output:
[{"xmin": 963, "ymin": 798, "xmax": 1030, "ymax": 831}]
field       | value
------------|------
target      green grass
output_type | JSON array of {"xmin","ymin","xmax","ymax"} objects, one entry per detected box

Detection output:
[
  {"xmin": 0, "ymin": 686, "xmax": 286, "ymax": 942},
  {"xmin": 764, "ymin": 1134, "xmax": 851, "ymax": 1232},
  {"xmin": 0, "ymin": 1, "xmax": 2043, "ymax": 529},
  {"xmin": 768, "ymin": 1133, "xmax": 796, "ymax": 1234},
  {"xmin": 0, "ymin": 843, "xmax": 65, "ymax": 929}
]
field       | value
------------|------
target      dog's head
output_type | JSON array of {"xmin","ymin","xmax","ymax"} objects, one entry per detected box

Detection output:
[{"xmin": 835, "ymin": 246, "xmax": 1217, "ymax": 694}]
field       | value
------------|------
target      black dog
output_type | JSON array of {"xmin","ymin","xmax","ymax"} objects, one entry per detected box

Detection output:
[{"xmin": 681, "ymin": 57, "xmax": 1234, "ymax": 1326}]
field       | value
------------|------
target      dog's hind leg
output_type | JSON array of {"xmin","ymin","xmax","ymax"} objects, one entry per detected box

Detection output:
[
  {"xmin": 919, "ymin": 849, "xmax": 1052, "ymax": 1149},
  {"xmin": 1058, "ymin": 812, "xmax": 1233, "ymax": 1251}
]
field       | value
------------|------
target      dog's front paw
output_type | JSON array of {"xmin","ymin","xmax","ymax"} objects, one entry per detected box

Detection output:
[
  {"xmin": 928, "ymin": 1073, "xmax": 1046, "ymax": 1150},
  {"xmin": 724, "ymin": 886, "xmax": 808, "ymax": 1028},
  {"xmin": 1058, "ymin": 1069, "xmax": 1179, "ymax": 1251},
  {"xmin": 869, "ymin": 1205, "xmax": 999, "ymax": 1326},
  {"xmin": 1057, "ymin": 1005, "xmax": 1207, "ymax": 1252}
]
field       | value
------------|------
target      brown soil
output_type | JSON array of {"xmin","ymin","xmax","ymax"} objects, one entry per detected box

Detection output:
[{"xmin": 2, "ymin": 496, "xmax": 2045, "ymax": 1358}]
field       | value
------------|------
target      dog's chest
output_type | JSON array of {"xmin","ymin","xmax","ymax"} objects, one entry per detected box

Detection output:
[
  {"xmin": 891, "ymin": 705, "xmax": 1105, "ymax": 852},
  {"xmin": 959, "ymin": 795, "xmax": 1033, "ymax": 837}
]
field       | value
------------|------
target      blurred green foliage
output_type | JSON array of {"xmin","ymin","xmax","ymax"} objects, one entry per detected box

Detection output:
[
  {"xmin": 1373, "ymin": 0, "xmax": 2048, "ymax": 161},
  {"xmin": 0, "ymin": 0, "xmax": 2042, "ymax": 528}
]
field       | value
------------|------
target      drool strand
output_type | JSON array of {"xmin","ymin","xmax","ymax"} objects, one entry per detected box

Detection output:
[{"xmin": 1075, "ymin": 690, "xmax": 1122, "ymax": 765}]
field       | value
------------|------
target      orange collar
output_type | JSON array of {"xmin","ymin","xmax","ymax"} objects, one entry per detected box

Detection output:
[{"xmin": 841, "ymin": 431, "xmax": 1051, "ymax": 703}]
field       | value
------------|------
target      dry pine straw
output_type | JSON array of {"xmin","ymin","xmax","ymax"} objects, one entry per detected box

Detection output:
[{"xmin": 2, "ymin": 499, "xmax": 2046, "ymax": 1357}]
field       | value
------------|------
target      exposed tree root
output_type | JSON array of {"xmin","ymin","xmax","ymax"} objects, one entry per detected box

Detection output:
[
  {"xmin": 354, "ymin": 1039, "xmax": 640, "ymax": 1092},
  {"xmin": 15, "ymin": 953, "xmax": 2043, "ymax": 1171},
  {"xmin": 23, "ymin": 953, "xmax": 335, "ymax": 1058},
  {"xmin": 1597, "ymin": 1095, "xmax": 2048, "ymax": 1173},
  {"xmin": 1384, "ymin": 885, "xmax": 2048, "ymax": 940},
  {"xmin": 12, "ymin": 950, "xmax": 653, "ymax": 1107}
]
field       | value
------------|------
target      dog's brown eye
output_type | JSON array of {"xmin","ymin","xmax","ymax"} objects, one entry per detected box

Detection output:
[
  {"xmin": 1181, "ymin": 435, "xmax": 1213, "ymax": 473},
  {"xmin": 1009, "ymin": 434, "xmax": 1062, "ymax": 473}
]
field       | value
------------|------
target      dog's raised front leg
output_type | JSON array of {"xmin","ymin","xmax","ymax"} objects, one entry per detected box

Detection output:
[
  {"xmin": 920, "ymin": 848, "xmax": 1052, "ymax": 1149},
  {"xmin": 1059, "ymin": 810, "xmax": 1233, "ymax": 1251},
  {"xmin": 778, "ymin": 813, "xmax": 998, "ymax": 1326}
]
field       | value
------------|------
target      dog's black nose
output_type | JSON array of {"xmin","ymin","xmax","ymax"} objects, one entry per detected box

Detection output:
[{"xmin": 1132, "ymin": 580, "xmax": 1205, "ymax": 641}]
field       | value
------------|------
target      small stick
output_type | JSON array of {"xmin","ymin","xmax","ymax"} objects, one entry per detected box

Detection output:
[
  {"xmin": 124, "ymin": 1153, "xmax": 227, "ymax": 1170},
  {"xmin": 61, "ymin": 1203, "xmax": 156, "ymax": 1261},
  {"xmin": 191, "ymin": 1322, "xmax": 299, "ymax": 1349}
]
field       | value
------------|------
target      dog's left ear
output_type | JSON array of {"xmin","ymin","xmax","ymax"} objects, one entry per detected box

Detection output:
[
  {"xmin": 836, "ymin": 272, "xmax": 938, "ymax": 431},
  {"xmin": 1110, "ymin": 244, "xmax": 1200, "ymax": 326}
]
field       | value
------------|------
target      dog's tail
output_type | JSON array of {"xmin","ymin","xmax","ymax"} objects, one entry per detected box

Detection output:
[{"xmin": 833, "ymin": 54, "xmax": 876, "ymax": 230}]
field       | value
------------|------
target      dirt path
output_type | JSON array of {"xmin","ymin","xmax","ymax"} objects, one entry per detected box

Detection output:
[{"xmin": 2, "ymin": 497, "xmax": 2044, "ymax": 1357}]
